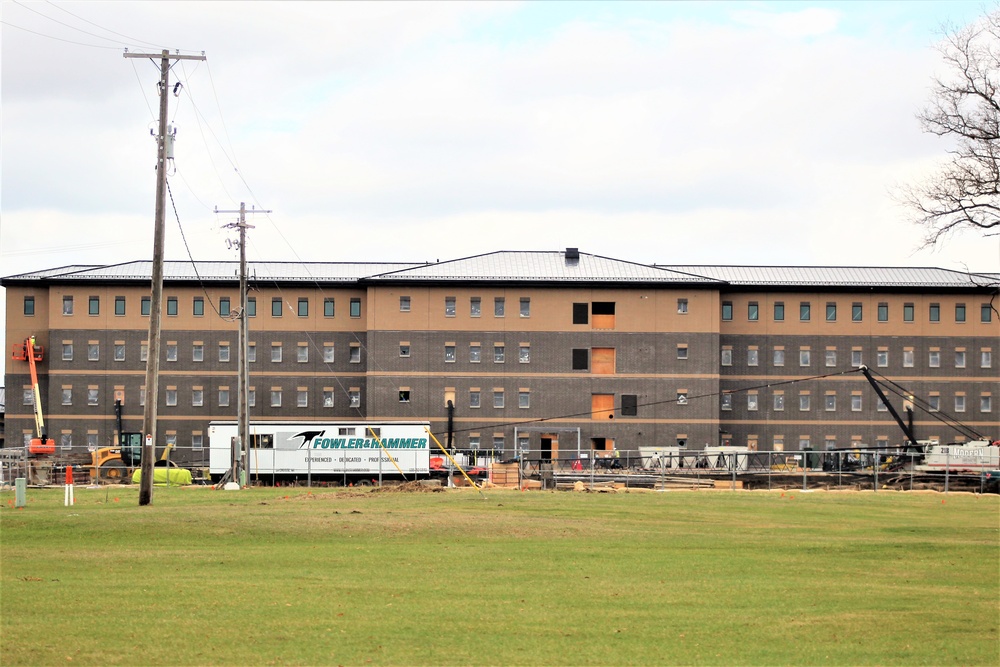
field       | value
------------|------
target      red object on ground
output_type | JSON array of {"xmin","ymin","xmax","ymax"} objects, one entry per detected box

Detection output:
[{"xmin": 65, "ymin": 466, "xmax": 74, "ymax": 485}]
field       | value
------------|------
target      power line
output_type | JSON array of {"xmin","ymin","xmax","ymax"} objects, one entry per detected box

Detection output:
[
  {"xmin": 0, "ymin": 19, "xmax": 122, "ymax": 49},
  {"xmin": 43, "ymin": 0, "xmax": 165, "ymax": 50},
  {"xmin": 12, "ymin": 0, "xmax": 133, "ymax": 46}
]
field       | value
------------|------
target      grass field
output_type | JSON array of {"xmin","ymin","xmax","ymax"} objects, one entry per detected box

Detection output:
[{"xmin": 1, "ymin": 485, "xmax": 998, "ymax": 666}]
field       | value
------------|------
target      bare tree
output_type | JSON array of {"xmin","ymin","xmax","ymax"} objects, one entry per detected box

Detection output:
[{"xmin": 898, "ymin": 8, "xmax": 1000, "ymax": 247}]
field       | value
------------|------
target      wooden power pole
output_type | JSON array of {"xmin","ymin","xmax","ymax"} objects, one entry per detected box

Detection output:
[
  {"xmin": 124, "ymin": 49, "xmax": 205, "ymax": 506},
  {"xmin": 216, "ymin": 203, "xmax": 269, "ymax": 487}
]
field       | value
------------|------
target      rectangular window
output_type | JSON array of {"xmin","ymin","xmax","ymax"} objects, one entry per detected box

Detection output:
[
  {"xmin": 903, "ymin": 303, "xmax": 914, "ymax": 322},
  {"xmin": 851, "ymin": 349, "xmax": 863, "ymax": 367},
  {"xmin": 63, "ymin": 343, "xmax": 73, "ymax": 361},
  {"xmin": 929, "ymin": 350, "xmax": 940, "ymax": 367},
  {"xmin": 573, "ymin": 303, "xmax": 589, "ymax": 324},
  {"xmin": 877, "ymin": 350, "xmax": 888, "ymax": 367},
  {"xmin": 216, "ymin": 297, "xmax": 229, "ymax": 317},
  {"xmin": 88, "ymin": 343, "xmax": 100, "ymax": 361},
  {"xmin": 298, "ymin": 389, "xmax": 308, "ymax": 408},
  {"xmin": 518, "ymin": 390, "xmax": 530, "ymax": 409},
  {"xmin": 928, "ymin": 395, "xmax": 940, "ymax": 412},
  {"xmin": 219, "ymin": 343, "xmax": 230, "ymax": 363},
  {"xmin": 247, "ymin": 344, "xmax": 256, "ymax": 363},
  {"xmin": 721, "ymin": 348, "xmax": 733, "ymax": 366},
  {"xmin": 62, "ymin": 388, "xmax": 72, "ymax": 405},
  {"xmin": 799, "ymin": 349, "xmax": 810, "ymax": 367},
  {"xmin": 903, "ymin": 348, "xmax": 914, "ymax": 367},
  {"xmin": 271, "ymin": 344, "xmax": 282, "ymax": 363},
  {"xmin": 350, "ymin": 298, "xmax": 361, "ymax": 318},
  {"xmin": 800, "ymin": 302, "xmax": 811, "ymax": 321},
  {"xmin": 955, "ymin": 395, "xmax": 966, "ymax": 413},
  {"xmin": 165, "ymin": 388, "xmax": 177, "ymax": 406},
  {"xmin": 877, "ymin": 302, "xmax": 888, "ymax": 322},
  {"xmin": 982, "ymin": 304, "xmax": 993, "ymax": 323},
  {"xmin": 297, "ymin": 345, "xmax": 308, "ymax": 363},
  {"xmin": 324, "ymin": 345, "xmax": 335, "ymax": 363},
  {"xmin": 851, "ymin": 394, "xmax": 862, "ymax": 412},
  {"xmin": 677, "ymin": 345, "xmax": 688, "ymax": 360},
  {"xmin": 192, "ymin": 434, "xmax": 204, "ymax": 451},
  {"xmin": 773, "ymin": 393, "xmax": 784, "ymax": 411},
  {"xmin": 494, "ymin": 297, "xmax": 505, "ymax": 317},
  {"xmin": 271, "ymin": 390, "xmax": 282, "ymax": 408},
  {"xmin": 747, "ymin": 348, "xmax": 759, "ymax": 367},
  {"xmin": 677, "ymin": 298, "xmax": 688, "ymax": 314},
  {"xmin": 23, "ymin": 389, "xmax": 33, "ymax": 406},
  {"xmin": 192, "ymin": 344, "xmax": 204, "ymax": 362},
  {"xmin": 494, "ymin": 344, "xmax": 505, "ymax": 363},
  {"xmin": 747, "ymin": 302, "xmax": 758, "ymax": 321},
  {"xmin": 493, "ymin": 390, "xmax": 504, "ymax": 409},
  {"xmin": 982, "ymin": 350, "xmax": 993, "ymax": 368},
  {"xmin": 721, "ymin": 394, "xmax": 732, "ymax": 411},
  {"xmin": 63, "ymin": 295, "xmax": 74, "ymax": 315},
  {"xmin": 87, "ymin": 388, "xmax": 99, "ymax": 406},
  {"xmin": 166, "ymin": 297, "xmax": 178, "ymax": 316},
  {"xmin": 445, "ymin": 297, "xmax": 456, "ymax": 317},
  {"xmin": 323, "ymin": 390, "xmax": 335, "ymax": 408},
  {"xmin": 826, "ymin": 303, "xmax": 836, "ymax": 322},
  {"xmin": 60, "ymin": 433, "xmax": 72, "ymax": 450},
  {"xmin": 166, "ymin": 342, "xmax": 177, "ymax": 362},
  {"xmin": 272, "ymin": 298, "xmax": 283, "ymax": 317},
  {"xmin": 111, "ymin": 343, "xmax": 124, "ymax": 362},
  {"xmin": 825, "ymin": 394, "xmax": 836, "ymax": 412},
  {"xmin": 192, "ymin": 389, "xmax": 204, "ymax": 407},
  {"xmin": 747, "ymin": 394, "xmax": 758, "ymax": 411},
  {"xmin": 469, "ymin": 390, "xmax": 481, "ymax": 409},
  {"xmin": 572, "ymin": 348, "xmax": 589, "ymax": 370},
  {"xmin": 141, "ymin": 296, "xmax": 150, "ymax": 316},
  {"xmin": 773, "ymin": 302, "xmax": 784, "ymax": 321},
  {"xmin": 444, "ymin": 344, "xmax": 456, "ymax": 363},
  {"xmin": 852, "ymin": 303, "xmax": 862, "ymax": 322},
  {"xmin": 469, "ymin": 436, "xmax": 481, "ymax": 450},
  {"xmin": 955, "ymin": 350, "xmax": 966, "ymax": 368},
  {"xmin": 520, "ymin": 298, "xmax": 530, "ymax": 318},
  {"xmin": 114, "ymin": 296, "xmax": 126, "ymax": 316},
  {"xmin": 248, "ymin": 388, "xmax": 256, "ymax": 407},
  {"xmin": 470, "ymin": 344, "xmax": 481, "ymax": 363},
  {"xmin": 519, "ymin": 345, "xmax": 530, "ymax": 363},
  {"xmin": 88, "ymin": 296, "xmax": 100, "ymax": 315},
  {"xmin": 247, "ymin": 297, "xmax": 256, "ymax": 317},
  {"xmin": 622, "ymin": 394, "xmax": 638, "ymax": 416},
  {"xmin": 193, "ymin": 297, "xmax": 204, "ymax": 316},
  {"xmin": 470, "ymin": 297, "xmax": 481, "ymax": 317},
  {"xmin": 955, "ymin": 303, "xmax": 966, "ymax": 322},
  {"xmin": 399, "ymin": 296, "xmax": 410, "ymax": 312},
  {"xmin": 799, "ymin": 394, "xmax": 810, "ymax": 411},
  {"xmin": 297, "ymin": 298, "xmax": 309, "ymax": 317},
  {"xmin": 825, "ymin": 349, "xmax": 836, "ymax": 367},
  {"xmin": 324, "ymin": 298, "xmax": 335, "ymax": 317},
  {"xmin": 981, "ymin": 395, "xmax": 992, "ymax": 413},
  {"xmin": 350, "ymin": 345, "xmax": 361, "ymax": 363},
  {"xmin": 929, "ymin": 303, "xmax": 940, "ymax": 322},
  {"xmin": 140, "ymin": 342, "xmax": 148, "ymax": 362},
  {"xmin": 721, "ymin": 301, "xmax": 733, "ymax": 321}
]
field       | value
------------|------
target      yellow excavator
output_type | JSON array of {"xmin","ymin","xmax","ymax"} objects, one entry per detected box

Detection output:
[{"xmin": 88, "ymin": 398, "xmax": 169, "ymax": 483}]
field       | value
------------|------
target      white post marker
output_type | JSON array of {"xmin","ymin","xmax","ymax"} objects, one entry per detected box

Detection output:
[{"xmin": 64, "ymin": 465, "xmax": 75, "ymax": 506}]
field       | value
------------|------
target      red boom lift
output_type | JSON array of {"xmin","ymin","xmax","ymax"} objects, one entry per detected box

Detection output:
[{"xmin": 11, "ymin": 336, "xmax": 56, "ymax": 455}]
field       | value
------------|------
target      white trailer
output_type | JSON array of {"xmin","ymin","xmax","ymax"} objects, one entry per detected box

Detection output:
[
  {"xmin": 209, "ymin": 421, "xmax": 431, "ymax": 478},
  {"xmin": 916, "ymin": 441, "xmax": 1000, "ymax": 473}
]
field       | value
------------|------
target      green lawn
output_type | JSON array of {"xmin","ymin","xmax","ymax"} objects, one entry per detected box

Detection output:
[{"xmin": 1, "ymin": 486, "xmax": 997, "ymax": 666}]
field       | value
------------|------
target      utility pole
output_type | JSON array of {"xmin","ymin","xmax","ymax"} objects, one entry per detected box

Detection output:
[
  {"xmin": 216, "ymin": 203, "xmax": 269, "ymax": 487},
  {"xmin": 124, "ymin": 49, "xmax": 205, "ymax": 505}
]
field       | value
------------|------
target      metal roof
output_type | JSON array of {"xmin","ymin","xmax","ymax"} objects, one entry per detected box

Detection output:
[
  {"xmin": 4, "ymin": 261, "xmax": 422, "ymax": 283},
  {"xmin": 370, "ymin": 251, "xmax": 723, "ymax": 283},
  {"xmin": 659, "ymin": 265, "xmax": 997, "ymax": 288}
]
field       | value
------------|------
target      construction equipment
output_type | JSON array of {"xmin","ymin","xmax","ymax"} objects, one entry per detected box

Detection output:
[{"xmin": 11, "ymin": 336, "xmax": 56, "ymax": 455}]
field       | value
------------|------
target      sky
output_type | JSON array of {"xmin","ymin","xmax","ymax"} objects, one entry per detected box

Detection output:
[{"xmin": 2, "ymin": 0, "xmax": 999, "ymax": 362}]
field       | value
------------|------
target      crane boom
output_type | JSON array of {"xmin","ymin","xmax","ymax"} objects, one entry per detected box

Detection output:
[{"xmin": 857, "ymin": 365, "xmax": 918, "ymax": 450}]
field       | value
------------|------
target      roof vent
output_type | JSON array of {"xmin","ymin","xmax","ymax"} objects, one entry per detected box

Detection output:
[{"xmin": 565, "ymin": 247, "xmax": 580, "ymax": 265}]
